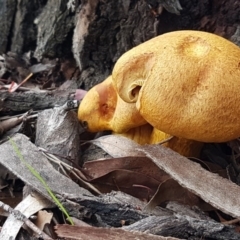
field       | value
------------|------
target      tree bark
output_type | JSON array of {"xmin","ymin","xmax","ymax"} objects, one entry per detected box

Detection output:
[{"xmin": 1, "ymin": 0, "xmax": 239, "ymax": 90}]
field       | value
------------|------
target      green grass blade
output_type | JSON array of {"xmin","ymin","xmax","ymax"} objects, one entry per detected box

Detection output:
[{"xmin": 9, "ymin": 137, "xmax": 74, "ymax": 225}]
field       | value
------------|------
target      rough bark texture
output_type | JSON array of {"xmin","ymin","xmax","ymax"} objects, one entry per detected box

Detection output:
[
  {"xmin": 1, "ymin": 0, "xmax": 239, "ymax": 91},
  {"xmin": 74, "ymin": 0, "xmax": 157, "ymax": 89},
  {"xmin": 1, "ymin": 89, "xmax": 76, "ymax": 112},
  {"xmin": 0, "ymin": 0, "xmax": 46, "ymax": 54},
  {"xmin": 0, "ymin": 0, "xmax": 16, "ymax": 53},
  {"xmin": 34, "ymin": 0, "xmax": 75, "ymax": 60}
]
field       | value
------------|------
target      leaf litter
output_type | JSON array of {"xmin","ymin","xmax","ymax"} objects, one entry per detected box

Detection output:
[{"xmin": 85, "ymin": 135, "xmax": 240, "ymax": 219}]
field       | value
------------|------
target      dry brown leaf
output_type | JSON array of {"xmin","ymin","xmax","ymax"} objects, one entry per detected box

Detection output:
[
  {"xmin": 83, "ymin": 156, "xmax": 170, "ymax": 199},
  {"xmin": 0, "ymin": 115, "xmax": 24, "ymax": 135},
  {"xmin": 90, "ymin": 169, "xmax": 160, "ymax": 200},
  {"xmin": 189, "ymin": 157, "xmax": 228, "ymax": 178},
  {"xmin": 0, "ymin": 193, "xmax": 53, "ymax": 239},
  {"xmin": 55, "ymin": 224, "xmax": 180, "ymax": 240},
  {"xmin": 138, "ymin": 144, "xmax": 240, "ymax": 218},
  {"xmin": 34, "ymin": 210, "xmax": 53, "ymax": 231},
  {"xmin": 0, "ymin": 134, "xmax": 92, "ymax": 204},
  {"xmin": 83, "ymin": 156, "xmax": 169, "ymax": 182},
  {"xmin": 91, "ymin": 135, "xmax": 145, "ymax": 157},
  {"xmin": 145, "ymin": 179, "xmax": 212, "ymax": 212}
]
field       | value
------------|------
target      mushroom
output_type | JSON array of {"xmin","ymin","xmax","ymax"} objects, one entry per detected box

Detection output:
[
  {"xmin": 78, "ymin": 76, "xmax": 147, "ymax": 133},
  {"xmin": 150, "ymin": 128, "xmax": 203, "ymax": 157},
  {"xmin": 118, "ymin": 124, "xmax": 154, "ymax": 145},
  {"xmin": 78, "ymin": 75, "xmax": 153, "ymax": 144},
  {"xmin": 112, "ymin": 30, "xmax": 240, "ymax": 142},
  {"xmin": 78, "ymin": 76, "xmax": 202, "ymax": 156}
]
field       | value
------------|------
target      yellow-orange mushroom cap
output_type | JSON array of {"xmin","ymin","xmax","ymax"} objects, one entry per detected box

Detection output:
[
  {"xmin": 112, "ymin": 30, "xmax": 240, "ymax": 142},
  {"xmin": 78, "ymin": 76, "xmax": 147, "ymax": 133}
]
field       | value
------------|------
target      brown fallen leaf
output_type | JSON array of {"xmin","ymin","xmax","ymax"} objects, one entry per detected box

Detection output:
[
  {"xmin": 145, "ymin": 178, "xmax": 213, "ymax": 212},
  {"xmin": 33, "ymin": 210, "xmax": 53, "ymax": 231},
  {"xmin": 138, "ymin": 144, "xmax": 240, "ymax": 218},
  {"xmin": 91, "ymin": 135, "xmax": 145, "ymax": 157},
  {"xmin": 83, "ymin": 157, "xmax": 170, "ymax": 199},
  {"xmin": 89, "ymin": 169, "xmax": 160, "ymax": 200},
  {"xmin": 87, "ymin": 137, "xmax": 218, "ymax": 210},
  {"xmin": 83, "ymin": 156, "xmax": 169, "ymax": 182},
  {"xmin": 0, "ymin": 112, "xmax": 29, "ymax": 136},
  {"xmin": 55, "ymin": 224, "xmax": 180, "ymax": 240}
]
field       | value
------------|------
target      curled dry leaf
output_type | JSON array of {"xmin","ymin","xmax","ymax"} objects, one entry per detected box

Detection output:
[
  {"xmin": 83, "ymin": 156, "xmax": 169, "ymax": 181},
  {"xmin": 0, "ymin": 113, "xmax": 27, "ymax": 136},
  {"xmin": 89, "ymin": 169, "xmax": 160, "ymax": 200},
  {"xmin": 138, "ymin": 144, "xmax": 240, "ymax": 218},
  {"xmin": 29, "ymin": 63, "xmax": 54, "ymax": 74},
  {"xmin": 90, "ymin": 135, "xmax": 145, "ymax": 158},
  {"xmin": 83, "ymin": 157, "xmax": 170, "ymax": 199},
  {"xmin": 145, "ymin": 178, "xmax": 213, "ymax": 212},
  {"xmin": 34, "ymin": 210, "xmax": 53, "ymax": 231}
]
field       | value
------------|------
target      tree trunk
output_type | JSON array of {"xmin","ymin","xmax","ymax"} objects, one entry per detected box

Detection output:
[{"xmin": 0, "ymin": 0, "xmax": 239, "ymax": 90}]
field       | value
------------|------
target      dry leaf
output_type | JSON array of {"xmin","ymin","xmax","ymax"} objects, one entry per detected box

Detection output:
[
  {"xmin": 83, "ymin": 157, "xmax": 170, "ymax": 199},
  {"xmin": 83, "ymin": 156, "xmax": 169, "ymax": 181},
  {"xmin": 89, "ymin": 169, "xmax": 160, "ymax": 199},
  {"xmin": 0, "ymin": 116, "xmax": 23, "ymax": 135},
  {"xmin": 138, "ymin": 144, "xmax": 240, "ymax": 218},
  {"xmin": 145, "ymin": 179, "xmax": 212, "ymax": 212},
  {"xmin": 0, "ymin": 193, "xmax": 53, "ymax": 240},
  {"xmin": 55, "ymin": 224, "xmax": 180, "ymax": 240},
  {"xmin": 34, "ymin": 210, "xmax": 53, "ymax": 231},
  {"xmin": 91, "ymin": 135, "xmax": 145, "ymax": 157},
  {"xmin": 0, "ymin": 134, "xmax": 92, "ymax": 204}
]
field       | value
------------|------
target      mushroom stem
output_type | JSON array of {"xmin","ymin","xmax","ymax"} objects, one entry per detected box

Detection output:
[{"xmin": 150, "ymin": 128, "xmax": 203, "ymax": 157}]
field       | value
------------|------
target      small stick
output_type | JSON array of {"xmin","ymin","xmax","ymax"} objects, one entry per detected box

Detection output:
[
  {"xmin": 0, "ymin": 201, "xmax": 53, "ymax": 240},
  {"xmin": 9, "ymin": 72, "xmax": 33, "ymax": 92}
]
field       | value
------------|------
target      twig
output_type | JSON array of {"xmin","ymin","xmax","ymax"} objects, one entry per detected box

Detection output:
[
  {"xmin": 0, "ymin": 201, "xmax": 53, "ymax": 239},
  {"xmin": 9, "ymin": 72, "xmax": 33, "ymax": 92},
  {"xmin": 39, "ymin": 148, "xmax": 102, "ymax": 195}
]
